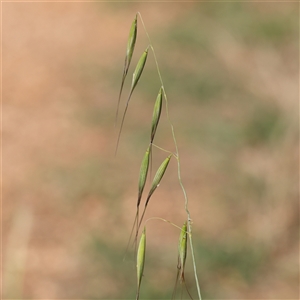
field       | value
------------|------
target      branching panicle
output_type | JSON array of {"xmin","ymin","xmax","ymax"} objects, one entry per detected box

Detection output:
[{"xmin": 116, "ymin": 12, "xmax": 202, "ymax": 300}]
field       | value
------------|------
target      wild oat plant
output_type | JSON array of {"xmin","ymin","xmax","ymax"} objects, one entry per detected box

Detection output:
[{"xmin": 115, "ymin": 13, "xmax": 202, "ymax": 300}]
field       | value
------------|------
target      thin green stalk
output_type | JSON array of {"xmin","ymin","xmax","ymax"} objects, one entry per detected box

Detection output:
[
  {"xmin": 151, "ymin": 143, "xmax": 175, "ymax": 156},
  {"xmin": 145, "ymin": 216, "xmax": 183, "ymax": 231},
  {"xmin": 137, "ymin": 12, "xmax": 202, "ymax": 300}
]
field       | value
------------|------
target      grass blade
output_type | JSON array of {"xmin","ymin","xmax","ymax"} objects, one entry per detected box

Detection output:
[
  {"xmin": 136, "ymin": 227, "xmax": 146, "ymax": 300},
  {"xmin": 116, "ymin": 15, "xmax": 137, "ymax": 125},
  {"xmin": 150, "ymin": 87, "xmax": 163, "ymax": 143},
  {"xmin": 115, "ymin": 47, "xmax": 149, "ymax": 155}
]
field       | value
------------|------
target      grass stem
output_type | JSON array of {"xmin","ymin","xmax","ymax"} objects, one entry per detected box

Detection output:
[{"xmin": 137, "ymin": 11, "xmax": 202, "ymax": 300}]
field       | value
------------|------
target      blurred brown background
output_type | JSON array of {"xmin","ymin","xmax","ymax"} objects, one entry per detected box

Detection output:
[{"xmin": 2, "ymin": 2, "xmax": 299, "ymax": 299}]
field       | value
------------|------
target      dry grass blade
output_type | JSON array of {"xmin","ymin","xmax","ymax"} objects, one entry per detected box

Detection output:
[
  {"xmin": 150, "ymin": 87, "xmax": 163, "ymax": 143},
  {"xmin": 116, "ymin": 15, "xmax": 137, "ymax": 125},
  {"xmin": 115, "ymin": 47, "xmax": 149, "ymax": 155},
  {"xmin": 137, "ymin": 154, "xmax": 172, "ymax": 237},
  {"xmin": 136, "ymin": 227, "xmax": 146, "ymax": 300}
]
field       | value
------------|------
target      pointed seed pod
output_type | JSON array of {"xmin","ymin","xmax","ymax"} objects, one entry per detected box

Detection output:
[
  {"xmin": 146, "ymin": 154, "xmax": 172, "ymax": 205},
  {"xmin": 138, "ymin": 146, "xmax": 151, "ymax": 207},
  {"xmin": 173, "ymin": 222, "xmax": 191, "ymax": 299},
  {"xmin": 115, "ymin": 47, "xmax": 149, "ymax": 155},
  {"xmin": 178, "ymin": 221, "xmax": 188, "ymax": 278},
  {"xmin": 136, "ymin": 227, "xmax": 146, "ymax": 300},
  {"xmin": 125, "ymin": 15, "xmax": 137, "ymax": 71},
  {"xmin": 136, "ymin": 154, "xmax": 172, "ymax": 240},
  {"xmin": 150, "ymin": 87, "xmax": 163, "ymax": 143},
  {"xmin": 125, "ymin": 145, "xmax": 151, "ymax": 255},
  {"xmin": 116, "ymin": 15, "xmax": 137, "ymax": 124},
  {"xmin": 131, "ymin": 47, "xmax": 149, "ymax": 93}
]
